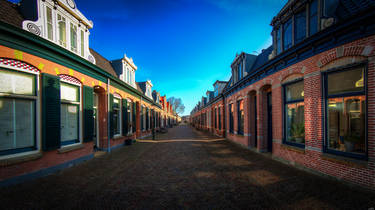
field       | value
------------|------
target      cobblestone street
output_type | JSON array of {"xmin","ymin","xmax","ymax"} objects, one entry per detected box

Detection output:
[{"xmin": 1, "ymin": 125, "xmax": 375, "ymax": 209}]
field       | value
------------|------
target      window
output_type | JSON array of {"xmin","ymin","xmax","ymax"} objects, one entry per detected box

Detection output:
[
  {"xmin": 284, "ymin": 80, "xmax": 305, "ymax": 146},
  {"xmin": 214, "ymin": 107, "xmax": 217, "ymax": 129},
  {"xmin": 113, "ymin": 97, "xmax": 121, "ymax": 136},
  {"xmin": 60, "ymin": 82, "xmax": 80, "ymax": 146},
  {"xmin": 229, "ymin": 104, "xmax": 234, "ymax": 133},
  {"xmin": 283, "ymin": 18, "xmax": 292, "ymax": 51},
  {"xmin": 46, "ymin": 6, "xmax": 53, "ymax": 41},
  {"xmin": 70, "ymin": 23, "xmax": 77, "ymax": 52},
  {"xmin": 309, "ymin": 0, "xmax": 318, "ymax": 36},
  {"xmin": 276, "ymin": 27, "xmax": 282, "ymax": 54},
  {"xmin": 0, "ymin": 70, "xmax": 37, "ymax": 155},
  {"xmin": 218, "ymin": 107, "xmax": 221, "ymax": 130},
  {"xmin": 237, "ymin": 100, "xmax": 244, "ymax": 135},
  {"xmin": 57, "ymin": 14, "xmax": 66, "ymax": 47},
  {"xmin": 80, "ymin": 30, "xmax": 85, "ymax": 57},
  {"xmin": 325, "ymin": 66, "xmax": 366, "ymax": 158},
  {"xmin": 238, "ymin": 62, "xmax": 242, "ymax": 81},
  {"xmin": 127, "ymin": 68, "xmax": 130, "ymax": 84},
  {"xmin": 295, "ymin": 9, "xmax": 306, "ymax": 44}
]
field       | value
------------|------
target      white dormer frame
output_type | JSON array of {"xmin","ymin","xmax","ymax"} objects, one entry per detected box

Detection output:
[
  {"xmin": 145, "ymin": 80, "xmax": 153, "ymax": 99},
  {"xmin": 22, "ymin": 0, "xmax": 96, "ymax": 64},
  {"xmin": 122, "ymin": 54, "xmax": 137, "ymax": 88}
]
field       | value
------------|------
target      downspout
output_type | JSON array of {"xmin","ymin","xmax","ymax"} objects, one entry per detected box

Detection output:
[
  {"xmin": 107, "ymin": 78, "xmax": 111, "ymax": 153},
  {"xmin": 222, "ymin": 93, "xmax": 226, "ymax": 138}
]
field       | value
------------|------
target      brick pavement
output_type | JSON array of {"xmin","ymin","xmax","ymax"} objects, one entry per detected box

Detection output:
[{"xmin": 1, "ymin": 125, "xmax": 374, "ymax": 209}]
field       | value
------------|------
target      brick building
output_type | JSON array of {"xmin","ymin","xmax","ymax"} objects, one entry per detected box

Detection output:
[
  {"xmin": 0, "ymin": 0, "xmax": 178, "ymax": 186},
  {"xmin": 191, "ymin": 0, "xmax": 375, "ymax": 189}
]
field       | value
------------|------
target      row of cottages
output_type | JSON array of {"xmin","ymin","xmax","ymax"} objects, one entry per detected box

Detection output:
[
  {"xmin": 191, "ymin": 0, "xmax": 375, "ymax": 189},
  {"xmin": 0, "ymin": 0, "xmax": 178, "ymax": 186}
]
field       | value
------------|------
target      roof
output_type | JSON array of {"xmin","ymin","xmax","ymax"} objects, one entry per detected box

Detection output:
[
  {"xmin": 0, "ymin": 0, "xmax": 23, "ymax": 28},
  {"xmin": 88, "ymin": 49, "xmax": 118, "ymax": 77},
  {"xmin": 250, "ymin": 46, "xmax": 273, "ymax": 72},
  {"xmin": 135, "ymin": 82, "xmax": 143, "ymax": 93}
]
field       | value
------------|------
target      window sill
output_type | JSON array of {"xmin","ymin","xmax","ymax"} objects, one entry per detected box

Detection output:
[
  {"xmin": 321, "ymin": 153, "xmax": 368, "ymax": 168},
  {"xmin": 113, "ymin": 135, "xmax": 123, "ymax": 140},
  {"xmin": 58, "ymin": 143, "xmax": 84, "ymax": 154},
  {"xmin": 0, "ymin": 151, "xmax": 42, "ymax": 166},
  {"xmin": 281, "ymin": 144, "xmax": 305, "ymax": 154}
]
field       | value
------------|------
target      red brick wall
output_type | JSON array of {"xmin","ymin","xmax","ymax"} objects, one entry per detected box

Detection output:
[{"xmin": 224, "ymin": 35, "xmax": 375, "ymax": 188}]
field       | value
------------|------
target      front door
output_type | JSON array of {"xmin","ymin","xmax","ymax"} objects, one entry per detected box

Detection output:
[{"xmin": 267, "ymin": 92, "xmax": 272, "ymax": 152}]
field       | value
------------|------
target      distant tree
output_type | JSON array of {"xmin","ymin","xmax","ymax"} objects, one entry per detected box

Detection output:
[{"xmin": 167, "ymin": 97, "xmax": 185, "ymax": 115}]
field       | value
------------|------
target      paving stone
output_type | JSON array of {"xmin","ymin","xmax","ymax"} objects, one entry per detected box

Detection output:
[{"xmin": 0, "ymin": 125, "xmax": 374, "ymax": 209}]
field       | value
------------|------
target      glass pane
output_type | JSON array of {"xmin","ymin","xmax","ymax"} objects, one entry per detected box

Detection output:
[
  {"xmin": 309, "ymin": 0, "xmax": 318, "ymax": 36},
  {"xmin": 238, "ymin": 100, "xmax": 244, "ymax": 134},
  {"xmin": 327, "ymin": 96, "xmax": 366, "ymax": 155},
  {"xmin": 276, "ymin": 27, "xmax": 282, "ymax": 54},
  {"xmin": 0, "ymin": 70, "xmax": 35, "ymax": 95},
  {"xmin": 285, "ymin": 81, "xmax": 304, "ymax": 101},
  {"xmin": 61, "ymin": 104, "xmax": 78, "ymax": 143},
  {"xmin": 47, "ymin": 7, "xmax": 53, "ymax": 40},
  {"xmin": 327, "ymin": 67, "xmax": 364, "ymax": 95},
  {"xmin": 283, "ymin": 18, "xmax": 292, "ymax": 50},
  {"xmin": 295, "ymin": 9, "xmax": 306, "ymax": 44},
  {"xmin": 15, "ymin": 100, "xmax": 35, "ymax": 148},
  {"xmin": 80, "ymin": 31, "xmax": 84, "ymax": 57},
  {"xmin": 58, "ymin": 15, "xmax": 66, "ymax": 47},
  {"xmin": 285, "ymin": 102, "xmax": 305, "ymax": 144},
  {"xmin": 113, "ymin": 98, "xmax": 120, "ymax": 108},
  {"xmin": 0, "ymin": 98, "xmax": 14, "ymax": 151},
  {"xmin": 61, "ymin": 82, "xmax": 79, "ymax": 102},
  {"xmin": 70, "ymin": 23, "xmax": 77, "ymax": 52},
  {"xmin": 113, "ymin": 109, "xmax": 120, "ymax": 135}
]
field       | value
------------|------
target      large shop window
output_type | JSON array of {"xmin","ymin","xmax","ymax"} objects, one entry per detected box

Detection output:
[
  {"xmin": 325, "ymin": 66, "xmax": 367, "ymax": 159},
  {"xmin": 113, "ymin": 97, "xmax": 121, "ymax": 136},
  {"xmin": 0, "ymin": 70, "xmax": 37, "ymax": 155},
  {"xmin": 237, "ymin": 100, "xmax": 244, "ymax": 135},
  {"xmin": 60, "ymin": 82, "xmax": 80, "ymax": 146},
  {"xmin": 229, "ymin": 104, "xmax": 234, "ymax": 133},
  {"xmin": 284, "ymin": 80, "xmax": 305, "ymax": 147}
]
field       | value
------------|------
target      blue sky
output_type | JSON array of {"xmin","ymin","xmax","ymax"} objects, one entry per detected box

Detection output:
[{"xmin": 11, "ymin": 0, "xmax": 287, "ymax": 115}]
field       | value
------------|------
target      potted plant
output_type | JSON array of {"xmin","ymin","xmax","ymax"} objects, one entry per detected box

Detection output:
[{"xmin": 291, "ymin": 123, "xmax": 305, "ymax": 143}]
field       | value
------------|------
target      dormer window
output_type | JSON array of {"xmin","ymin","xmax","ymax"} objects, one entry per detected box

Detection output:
[
  {"xmin": 70, "ymin": 23, "xmax": 77, "ymax": 52},
  {"xmin": 309, "ymin": 0, "xmax": 318, "ymax": 36},
  {"xmin": 22, "ymin": 0, "xmax": 95, "ymax": 63},
  {"xmin": 46, "ymin": 6, "xmax": 53, "ymax": 40},
  {"xmin": 274, "ymin": 0, "xmax": 319, "ymax": 55},
  {"xmin": 237, "ymin": 62, "xmax": 243, "ymax": 81},
  {"xmin": 57, "ymin": 14, "xmax": 66, "ymax": 47}
]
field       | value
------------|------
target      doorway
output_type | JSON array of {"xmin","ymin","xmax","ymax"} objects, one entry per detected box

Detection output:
[{"xmin": 267, "ymin": 92, "xmax": 272, "ymax": 152}]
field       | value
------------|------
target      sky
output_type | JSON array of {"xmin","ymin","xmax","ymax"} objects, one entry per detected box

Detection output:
[{"xmin": 11, "ymin": 0, "xmax": 288, "ymax": 115}]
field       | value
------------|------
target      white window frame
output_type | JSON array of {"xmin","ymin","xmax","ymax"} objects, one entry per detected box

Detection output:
[
  {"xmin": 59, "ymin": 79, "xmax": 82, "ymax": 148},
  {"xmin": 0, "ymin": 64, "xmax": 41, "ymax": 160},
  {"xmin": 113, "ymin": 95, "xmax": 122, "ymax": 137}
]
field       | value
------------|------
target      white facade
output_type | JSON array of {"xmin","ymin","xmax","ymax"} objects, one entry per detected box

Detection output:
[
  {"xmin": 22, "ymin": 0, "xmax": 96, "ymax": 64},
  {"xmin": 119, "ymin": 54, "xmax": 137, "ymax": 88}
]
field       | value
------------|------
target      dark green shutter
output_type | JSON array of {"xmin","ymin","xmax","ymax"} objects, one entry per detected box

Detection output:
[
  {"xmin": 42, "ymin": 73, "xmax": 61, "ymax": 151},
  {"xmin": 122, "ymin": 99, "xmax": 128, "ymax": 135},
  {"xmin": 146, "ymin": 108, "xmax": 149, "ymax": 130},
  {"xmin": 132, "ymin": 102, "xmax": 136, "ymax": 133},
  {"xmin": 83, "ymin": 86, "xmax": 94, "ymax": 142},
  {"xmin": 109, "ymin": 94, "xmax": 114, "ymax": 138}
]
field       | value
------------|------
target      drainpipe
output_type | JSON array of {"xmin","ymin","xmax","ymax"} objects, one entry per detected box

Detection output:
[{"xmin": 107, "ymin": 78, "xmax": 111, "ymax": 153}]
